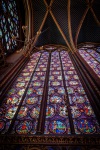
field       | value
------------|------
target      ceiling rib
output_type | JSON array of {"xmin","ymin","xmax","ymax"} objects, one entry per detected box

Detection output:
[
  {"xmin": 32, "ymin": 0, "xmax": 100, "ymax": 50},
  {"xmin": 90, "ymin": 7, "xmax": 100, "ymax": 26},
  {"xmin": 33, "ymin": 0, "xmax": 72, "ymax": 52},
  {"xmin": 45, "ymin": 0, "xmax": 73, "ymax": 52},
  {"xmin": 75, "ymin": 7, "xmax": 89, "ymax": 47},
  {"xmin": 75, "ymin": 0, "xmax": 100, "ymax": 47},
  {"xmin": 50, "ymin": 10, "xmax": 72, "ymax": 52},
  {"xmin": 67, "ymin": 0, "xmax": 76, "ymax": 52},
  {"xmin": 86, "ymin": 0, "xmax": 100, "ymax": 25},
  {"xmin": 32, "ymin": 11, "xmax": 49, "ymax": 46}
]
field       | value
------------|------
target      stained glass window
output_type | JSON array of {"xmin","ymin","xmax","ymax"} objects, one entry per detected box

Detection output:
[
  {"xmin": 0, "ymin": 53, "xmax": 41, "ymax": 133},
  {"xmin": 60, "ymin": 51, "xmax": 99, "ymax": 134},
  {"xmin": 78, "ymin": 44, "xmax": 100, "ymax": 78},
  {"xmin": 0, "ymin": 0, "xmax": 20, "ymax": 55},
  {"xmin": 12, "ymin": 52, "xmax": 49, "ymax": 134},
  {"xmin": 0, "ymin": 47, "xmax": 100, "ymax": 135},
  {"xmin": 45, "ymin": 51, "xmax": 70, "ymax": 134}
]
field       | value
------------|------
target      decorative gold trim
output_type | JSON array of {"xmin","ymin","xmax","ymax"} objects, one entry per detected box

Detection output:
[{"xmin": 0, "ymin": 135, "xmax": 100, "ymax": 145}]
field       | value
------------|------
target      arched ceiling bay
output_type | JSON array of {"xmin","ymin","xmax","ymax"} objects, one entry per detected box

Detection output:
[{"xmin": 32, "ymin": 0, "xmax": 100, "ymax": 48}]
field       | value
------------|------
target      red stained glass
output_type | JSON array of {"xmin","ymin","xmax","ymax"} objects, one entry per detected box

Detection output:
[{"xmin": 0, "ymin": 47, "xmax": 99, "ymax": 135}]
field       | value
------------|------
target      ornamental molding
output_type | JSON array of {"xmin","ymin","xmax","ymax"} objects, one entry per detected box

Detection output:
[{"xmin": 0, "ymin": 135, "xmax": 100, "ymax": 145}]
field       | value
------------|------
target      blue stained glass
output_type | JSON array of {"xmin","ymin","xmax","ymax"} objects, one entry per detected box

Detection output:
[
  {"xmin": 45, "ymin": 51, "xmax": 71, "ymax": 135},
  {"xmin": 0, "ymin": 47, "xmax": 100, "ymax": 135},
  {"xmin": 2, "ymin": 1, "xmax": 7, "ymax": 13},
  {"xmin": 49, "ymin": 120, "xmax": 67, "ymax": 134},
  {"xmin": 79, "ymin": 45, "xmax": 100, "ymax": 78},
  {"xmin": 0, "ymin": 53, "xmax": 41, "ymax": 134},
  {"xmin": 86, "ymin": 49, "xmax": 100, "ymax": 62},
  {"xmin": 77, "ymin": 119, "xmax": 96, "ymax": 134},
  {"xmin": 11, "ymin": 52, "xmax": 49, "ymax": 134},
  {"xmin": 0, "ymin": 30, "xmax": 2, "ymax": 37},
  {"xmin": 97, "ymin": 46, "xmax": 100, "ymax": 53},
  {"xmin": 1, "ymin": 0, "xmax": 20, "ymax": 54},
  {"xmin": 60, "ymin": 50, "xmax": 100, "ymax": 134}
]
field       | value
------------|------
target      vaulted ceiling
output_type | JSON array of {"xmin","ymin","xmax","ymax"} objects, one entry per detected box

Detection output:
[{"xmin": 32, "ymin": 0, "xmax": 100, "ymax": 47}]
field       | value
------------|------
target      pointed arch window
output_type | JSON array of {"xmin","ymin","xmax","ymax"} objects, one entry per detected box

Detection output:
[
  {"xmin": 0, "ymin": 46, "xmax": 100, "ymax": 135},
  {"xmin": 0, "ymin": 0, "xmax": 20, "ymax": 55}
]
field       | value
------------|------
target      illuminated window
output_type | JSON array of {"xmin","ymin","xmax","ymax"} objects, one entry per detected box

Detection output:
[
  {"xmin": 0, "ymin": 47, "xmax": 99, "ymax": 134},
  {"xmin": 0, "ymin": 0, "xmax": 20, "ymax": 55},
  {"xmin": 78, "ymin": 44, "xmax": 100, "ymax": 78}
]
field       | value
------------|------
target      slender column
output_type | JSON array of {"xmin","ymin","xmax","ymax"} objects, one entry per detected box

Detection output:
[
  {"xmin": 6, "ymin": 53, "xmax": 42, "ymax": 134},
  {"xmin": 36, "ymin": 52, "xmax": 51, "ymax": 134},
  {"xmin": 69, "ymin": 52, "xmax": 100, "ymax": 124},
  {"xmin": 59, "ymin": 51, "xmax": 75, "ymax": 134}
]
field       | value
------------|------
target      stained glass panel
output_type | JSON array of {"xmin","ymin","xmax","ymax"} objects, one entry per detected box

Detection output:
[
  {"xmin": 0, "ymin": 47, "xmax": 100, "ymax": 135},
  {"xmin": 78, "ymin": 45, "xmax": 100, "ymax": 78},
  {"xmin": 0, "ymin": 0, "xmax": 20, "ymax": 55},
  {"xmin": 0, "ymin": 52, "xmax": 41, "ymax": 134},
  {"xmin": 44, "ymin": 51, "xmax": 70, "ymax": 134},
  {"xmin": 60, "ymin": 51, "xmax": 100, "ymax": 134},
  {"xmin": 12, "ymin": 52, "xmax": 49, "ymax": 134}
]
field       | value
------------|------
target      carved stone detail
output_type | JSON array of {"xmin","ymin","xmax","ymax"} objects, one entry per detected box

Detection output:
[{"xmin": 0, "ymin": 135, "xmax": 100, "ymax": 146}]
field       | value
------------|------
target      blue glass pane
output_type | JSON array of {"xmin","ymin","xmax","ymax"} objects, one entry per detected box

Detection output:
[
  {"xmin": 78, "ymin": 45, "xmax": 100, "ymax": 78},
  {"xmin": 1, "ymin": 0, "xmax": 20, "ymax": 54},
  {"xmin": 0, "ymin": 53, "xmax": 41, "ymax": 134},
  {"xmin": 44, "ymin": 51, "xmax": 70, "ymax": 134},
  {"xmin": 60, "ymin": 50, "xmax": 100, "ymax": 134},
  {"xmin": 12, "ymin": 52, "xmax": 49, "ymax": 134}
]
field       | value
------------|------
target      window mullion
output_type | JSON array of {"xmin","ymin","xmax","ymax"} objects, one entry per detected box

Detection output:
[
  {"xmin": 6, "ymin": 53, "xmax": 42, "ymax": 134},
  {"xmin": 59, "ymin": 51, "xmax": 75, "ymax": 134},
  {"xmin": 36, "ymin": 51, "xmax": 51, "ymax": 134},
  {"xmin": 69, "ymin": 51, "xmax": 100, "ymax": 124}
]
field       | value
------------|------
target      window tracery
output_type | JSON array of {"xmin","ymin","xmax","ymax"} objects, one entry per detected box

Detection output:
[{"xmin": 0, "ymin": 46, "xmax": 99, "ymax": 135}]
